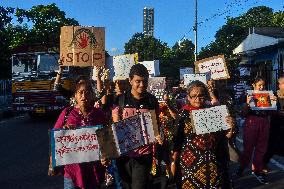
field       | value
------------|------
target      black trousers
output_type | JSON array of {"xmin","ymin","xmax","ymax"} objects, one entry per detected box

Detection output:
[{"xmin": 116, "ymin": 154, "xmax": 153, "ymax": 189}]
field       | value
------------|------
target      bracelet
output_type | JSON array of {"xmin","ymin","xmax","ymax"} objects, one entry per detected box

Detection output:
[
  {"xmin": 57, "ymin": 72, "xmax": 62, "ymax": 75},
  {"xmin": 171, "ymin": 162, "xmax": 175, "ymax": 165}
]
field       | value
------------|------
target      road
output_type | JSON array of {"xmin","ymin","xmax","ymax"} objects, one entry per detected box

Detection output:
[{"xmin": 0, "ymin": 114, "xmax": 283, "ymax": 189}]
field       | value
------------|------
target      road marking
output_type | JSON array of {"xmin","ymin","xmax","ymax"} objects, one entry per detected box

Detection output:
[{"xmin": 236, "ymin": 137, "xmax": 284, "ymax": 171}]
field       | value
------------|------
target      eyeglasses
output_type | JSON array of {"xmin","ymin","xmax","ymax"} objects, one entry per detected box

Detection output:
[{"xmin": 188, "ymin": 94, "xmax": 206, "ymax": 100}]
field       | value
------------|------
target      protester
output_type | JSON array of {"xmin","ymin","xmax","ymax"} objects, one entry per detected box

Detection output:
[
  {"xmin": 263, "ymin": 75, "xmax": 284, "ymax": 172},
  {"xmin": 112, "ymin": 64, "xmax": 161, "ymax": 189},
  {"xmin": 50, "ymin": 76, "xmax": 106, "ymax": 189},
  {"xmin": 237, "ymin": 77, "xmax": 276, "ymax": 185},
  {"xmin": 171, "ymin": 80, "xmax": 235, "ymax": 189}
]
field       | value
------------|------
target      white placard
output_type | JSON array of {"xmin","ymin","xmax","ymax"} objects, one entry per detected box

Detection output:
[
  {"xmin": 180, "ymin": 67, "xmax": 194, "ymax": 80},
  {"xmin": 113, "ymin": 53, "xmax": 138, "ymax": 80},
  {"xmin": 184, "ymin": 73, "xmax": 211, "ymax": 86},
  {"xmin": 51, "ymin": 126, "xmax": 101, "ymax": 167},
  {"xmin": 195, "ymin": 55, "xmax": 229, "ymax": 80},
  {"xmin": 247, "ymin": 90, "xmax": 277, "ymax": 110},
  {"xmin": 112, "ymin": 112, "xmax": 156, "ymax": 155},
  {"xmin": 140, "ymin": 60, "xmax": 160, "ymax": 77},
  {"xmin": 191, "ymin": 105, "xmax": 229, "ymax": 135}
]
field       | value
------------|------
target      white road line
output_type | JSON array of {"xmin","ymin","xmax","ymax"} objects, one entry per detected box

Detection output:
[{"xmin": 236, "ymin": 137, "xmax": 284, "ymax": 171}]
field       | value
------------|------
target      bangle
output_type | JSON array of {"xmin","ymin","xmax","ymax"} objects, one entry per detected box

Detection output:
[
  {"xmin": 57, "ymin": 72, "xmax": 62, "ymax": 75},
  {"xmin": 171, "ymin": 161, "xmax": 176, "ymax": 165}
]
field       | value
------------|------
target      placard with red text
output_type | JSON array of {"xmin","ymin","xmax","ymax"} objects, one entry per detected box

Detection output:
[
  {"xmin": 50, "ymin": 125, "xmax": 102, "ymax": 167},
  {"xmin": 194, "ymin": 55, "xmax": 229, "ymax": 80},
  {"xmin": 60, "ymin": 26, "xmax": 105, "ymax": 67}
]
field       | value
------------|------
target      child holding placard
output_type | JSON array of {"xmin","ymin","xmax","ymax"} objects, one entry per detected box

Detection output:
[
  {"xmin": 237, "ymin": 77, "xmax": 276, "ymax": 185},
  {"xmin": 171, "ymin": 80, "xmax": 235, "ymax": 189}
]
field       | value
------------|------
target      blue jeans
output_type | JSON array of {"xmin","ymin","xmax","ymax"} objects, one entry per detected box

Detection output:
[{"xmin": 64, "ymin": 177, "xmax": 81, "ymax": 189}]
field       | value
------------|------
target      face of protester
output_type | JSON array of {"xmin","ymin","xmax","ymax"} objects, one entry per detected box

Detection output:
[
  {"xmin": 187, "ymin": 87, "xmax": 206, "ymax": 108},
  {"xmin": 253, "ymin": 80, "xmax": 265, "ymax": 91},
  {"xmin": 129, "ymin": 75, "xmax": 148, "ymax": 95},
  {"xmin": 279, "ymin": 78, "xmax": 284, "ymax": 90},
  {"xmin": 75, "ymin": 83, "xmax": 93, "ymax": 109}
]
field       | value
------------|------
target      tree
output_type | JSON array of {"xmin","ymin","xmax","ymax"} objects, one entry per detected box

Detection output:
[
  {"xmin": 124, "ymin": 33, "xmax": 170, "ymax": 61},
  {"xmin": 0, "ymin": 6, "xmax": 14, "ymax": 79},
  {"xmin": 198, "ymin": 6, "xmax": 284, "ymax": 82},
  {"xmin": 13, "ymin": 3, "xmax": 79, "ymax": 49}
]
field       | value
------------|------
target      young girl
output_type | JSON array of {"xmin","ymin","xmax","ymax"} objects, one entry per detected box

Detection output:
[
  {"xmin": 237, "ymin": 77, "xmax": 274, "ymax": 184},
  {"xmin": 171, "ymin": 80, "xmax": 235, "ymax": 189}
]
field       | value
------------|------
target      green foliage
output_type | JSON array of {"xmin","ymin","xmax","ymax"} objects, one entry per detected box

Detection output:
[{"xmin": 124, "ymin": 33, "xmax": 195, "ymax": 79}]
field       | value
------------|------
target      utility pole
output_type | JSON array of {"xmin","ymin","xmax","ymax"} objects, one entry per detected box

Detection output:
[{"xmin": 194, "ymin": 0, "xmax": 198, "ymax": 61}]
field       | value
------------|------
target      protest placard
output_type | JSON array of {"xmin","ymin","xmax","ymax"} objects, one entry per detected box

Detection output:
[
  {"xmin": 50, "ymin": 125, "xmax": 102, "ymax": 167},
  {"xmin": 140, "ymin": 60, "xmax": 160, "ymax": 77},
  {"xmin": 112, "ymin": 111, "xmax": 157, "ymax": 155},
  {"xmin": 194, "ymin": 55, "xmax": 229, "ymax": 80},
  {"xmin": 247, "ymin": 90, "xmax": 277, "ymax": 110},
  {"xmin": 191, "ymin": 105, "xmax": 229, "ymax": 135},
  {"xmin": 113, "ymin": 53, "xmax": 138, "ymax": 80},
  {"xmin": 147, "ymin": 77, "xmax": 166, "ymax": 102},
  {"xmin": 60, "ymin": 26, "xmax": 105, "ymax": 67},
  {"xmin": 183, "ymin": 73, "xmax": 211, "ymax": 86},
  {"xmin": 180, "ymin": 67, "xmax": 194, "ymax": 80}
]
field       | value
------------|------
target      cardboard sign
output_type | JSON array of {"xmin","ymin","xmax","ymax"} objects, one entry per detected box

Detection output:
[
  {"xmin": 50, "ymin": 125, "xmax": 102, "ymax": 167},
  {"xmin": 140, "ymin": 60, "xmax": 160, "ymax": 77},
  {"xmin": 112, "ymin": 111, "xmax": 157, "ymax": 155},
  {"xmin": 147, "ymin": 77, "xmax": 166, "ymax": 102},
  {"xmin": 184, "ymin": 73, "xmax": 211, "ymax": 86},
  {"xmin": 60, "ymin": 26, "xmax": 105, "ymax": 67},
  {"xmin": 180, "ymin": 67, "xmax": 194, "ymax": 80},
  {"xmin": 113, "ymin": 53, "xmax": 138, "ymax": 80},
  {"xmin": 191, "ymin": 105, "xmax": 229, "ymax": 135},
  {"xmin": 247, "ymin": 90, "xmax": 277, "ymax": 110},
  {"xmin": 194, "ymin": 55, "xmax": 229, "ymax": 80}
]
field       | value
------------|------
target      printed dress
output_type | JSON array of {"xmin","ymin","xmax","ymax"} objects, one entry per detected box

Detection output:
[{"xmin": 173, "ymin": 109, "xmax": 220, "ymax": 189}]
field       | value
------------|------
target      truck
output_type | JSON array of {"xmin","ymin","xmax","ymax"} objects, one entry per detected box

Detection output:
[{"xmin": 11, "ymin": 52, "xmax": 73, "ymax": 117}]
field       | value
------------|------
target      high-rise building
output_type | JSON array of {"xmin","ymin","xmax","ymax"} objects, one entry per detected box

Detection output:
[{"xmin": 143, "ymin": 7, "xmax": 154, "ymax": 36}]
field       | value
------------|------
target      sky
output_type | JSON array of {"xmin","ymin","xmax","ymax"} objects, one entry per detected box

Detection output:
[{"xmin": 1, "ymin": 0, "xmax": 283, "ymax": 56}]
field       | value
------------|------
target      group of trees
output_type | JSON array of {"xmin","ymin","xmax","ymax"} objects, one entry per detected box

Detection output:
[
  {"xmin": 0, "ymin": 4, "xmax": 284, "ymax": 81},
  {"xmin": 125, "ymin": 6, "xmax": 284, "ymax": 81},
  {"xmin": 0, "ymin": 3, "xmax": 78, "ymax": 79}
]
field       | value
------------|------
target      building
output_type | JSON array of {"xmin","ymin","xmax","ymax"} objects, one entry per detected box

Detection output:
[
  {"xmin": 233, "ymin": 27, "xmax": 284, "ymax": 91},
  {"xmin": 143, "ymin": 7, "xmax": 154, "ymax": 36}
]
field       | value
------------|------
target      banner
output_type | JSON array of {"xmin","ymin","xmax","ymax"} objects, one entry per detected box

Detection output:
[
  {"xmin": 140, "ymin": 60, "xmax": 160, "ymax": 77},
  {"xmin": 97, "ymin": 111, "xmax": 159, "ymax": 158},
  {"xmin": 194, "ymin": 55, "xmax": 229, "ymax": 80},
  {"xmin": 60, "ymin": 26, "xmax": 105, "ymax": 67},
  {"xmin": 247, "ymin": 90, "xmax": 277, "ymax": 110},
  {"xmin": 147, "ymin": 77, "xmax": 166, "ymax": 102},
  {"xmin": 184, "ymin": 73, "xmax": 211, "ymax": 86},
  {"xmin": 113, "ymin": 53, "xmax": 138, "ymax": 80},
  {"xmin": 191, "ymin": 105, "xmax": 229, "ymax": 135},
  {"xmin": 50, "ymin": 125, "xmax": 102, "ymax": 167},
  {"xmin": 180, "ymin": 67, "xmax": 194, "ymax": 80}
]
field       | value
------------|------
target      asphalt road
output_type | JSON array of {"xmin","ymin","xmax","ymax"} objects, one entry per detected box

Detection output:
[{"xmin": 0, "ymin": 114, "xmax": 284, "ymax": 189}]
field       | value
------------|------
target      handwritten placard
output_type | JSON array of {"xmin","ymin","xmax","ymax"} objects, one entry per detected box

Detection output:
[
  {"xmin": 194, "ymin": 55, "xmax": 229, "ymax": 80},
  {"xmin": 191, "ymin": 105, "xmax": 229, "ymax": 135},
  {"xmin": 184, "ymin": 73, "xmax": 211, "ymax": 86},
  {"xmin": 247, "ymin": 90, "xmax": 277, "ymax": 110},
  {"xmin": 50, "ymin": 126, "xmax": 102, "ymax": 167},
  {"xmin": 113, "ymin": 53, "xmax": 138, "ymax": 80},
  {"xmin": 147, "ymin": 77, "xmax": 166, "ymax": 102},
  {"xmin": 60, "ymin": 26, "xmax": 105, "ymax": 67},
  {"xmin": 180, "ymin": 67, "xmax": 194, "ymax": 80},
  {"xmin": 112, "ymin": 112, "xmax": 157, "ymax": 155}
]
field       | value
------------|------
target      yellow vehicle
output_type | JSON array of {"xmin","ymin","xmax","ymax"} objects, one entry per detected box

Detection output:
[{"xmin": 12, "ymin": 52, "xmax": 73, "ymax": 117}]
